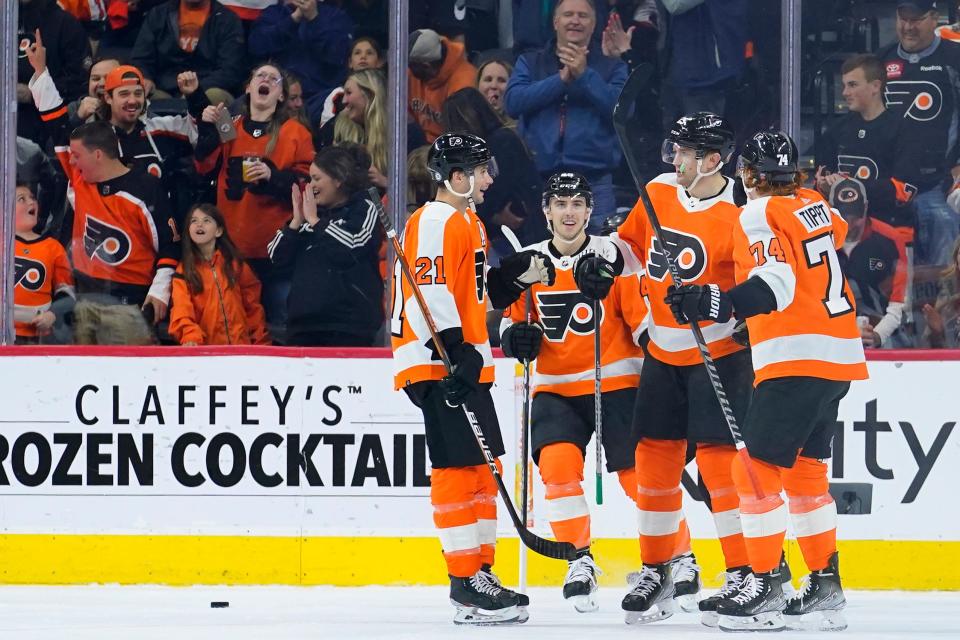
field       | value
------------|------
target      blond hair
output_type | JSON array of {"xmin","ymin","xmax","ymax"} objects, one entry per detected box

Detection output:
[{"xmin": 332, "ymin": 69, "xmax": 388, "ymax": 176}]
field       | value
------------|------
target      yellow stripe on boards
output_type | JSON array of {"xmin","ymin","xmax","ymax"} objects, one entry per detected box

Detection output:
[{"xmin": 0, "ymin": 535, "xmax": 956, "ymax": 590}]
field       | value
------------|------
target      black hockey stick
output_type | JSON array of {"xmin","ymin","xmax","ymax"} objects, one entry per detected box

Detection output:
[
  {"xmin": 611, "ymin": 66, "xmax": 766, "ymax": 498},
  {"xmin": 372, "ymin": 189, "xmax": 577, "ymax": 561},
  {"xmin": 593, "ymin": 297, "xmax": 603, "ymax": 505}
]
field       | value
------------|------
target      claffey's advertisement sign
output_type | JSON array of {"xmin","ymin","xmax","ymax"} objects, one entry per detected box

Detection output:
[{"xmin": 0, "ymin": 352, "xmax": 956, "ymax": 542}]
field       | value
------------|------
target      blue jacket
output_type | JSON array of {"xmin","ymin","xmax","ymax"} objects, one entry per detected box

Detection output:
[
  {"xmin": 667, "ymin": 0, "xmax": 748, "ymax": 90},
  {"xmin": 504, "ymin": 39, "xmax": 627, "ymax": 176},
  {"xmin": 248, "ymin": 4, "xmax": 353, "ymax": 122}
]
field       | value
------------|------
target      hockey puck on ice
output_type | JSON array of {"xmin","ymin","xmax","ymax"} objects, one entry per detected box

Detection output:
[{"xmin": 210, "ymin": 601, "xmax": 230, "ymax": 608}]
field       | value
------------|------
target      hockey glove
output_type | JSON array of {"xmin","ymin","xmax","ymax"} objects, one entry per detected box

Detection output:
[
  {"xmin": 574, "ymin": 254, "xmax": 619, "ymax": 301},
  {"xmin": 500, "ymin": 250, "xmax": 556, "ymax": 288},
  {"xmin": 439, "ymin": 341, "xmax": 484, "ymax": 407},
  {"xmin": 501, "ymin": 321, "xmax": 544, "ymax": 362},
  {"xmin": 665, "ymin": 284, "xmax": 733, "ymax": 325}
]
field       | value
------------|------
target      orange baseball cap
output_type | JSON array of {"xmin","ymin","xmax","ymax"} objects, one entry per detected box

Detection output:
[{"xmin": 104, "ymin": 65, "xmax": 145, "ymax": 92}]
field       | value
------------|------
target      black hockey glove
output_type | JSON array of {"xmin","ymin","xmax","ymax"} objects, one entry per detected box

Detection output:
[
  {"xmin": 487, "ymin": 250, "xmax": 556, "ymax": 308},
  {"xmin": 574, "ymin": 254, "xmax": 619, "ymax": 301},
  {"xmin": 665, "ymin": 283, "xmax": 733, "ymax": 325},
  {"xmin": 439, "ymin": 341, "xmax": 484, "ymax": 407},
  {"xmin": 732, "ymin": 319, "xmax": 750, "ymax": 347},
  {"xmin": 501, "ymin": 322, "xmax": 544, "ymax": 362}
]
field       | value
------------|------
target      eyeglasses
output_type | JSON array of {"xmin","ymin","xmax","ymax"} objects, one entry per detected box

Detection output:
[{"xmin": 253, "ymin": 71, "xmax": 283, "ymax": 85}]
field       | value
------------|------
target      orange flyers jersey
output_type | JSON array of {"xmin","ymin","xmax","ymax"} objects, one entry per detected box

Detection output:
[
  {"xmin": 14, "ymin": 235, "xmax": 75, "ymax": 337},
  {"xmin": 611, "ymin": 173, "xmax": 745, "ymax": 366},
  {"xmin": 391, "ymin": 201, "xmax": 495, "ymax": 389},
  {"xmin": 501, "ymin": 237, "xmax": 648, "ymax": 397},
  {"xmin": 733, "ymin": 188, "xmax": 868, "ymax": 384}
]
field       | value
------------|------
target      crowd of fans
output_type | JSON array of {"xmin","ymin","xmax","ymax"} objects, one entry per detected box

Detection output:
[{"xmin": 9, "ymin": 0, "xmax": 960, "ymax": 349}]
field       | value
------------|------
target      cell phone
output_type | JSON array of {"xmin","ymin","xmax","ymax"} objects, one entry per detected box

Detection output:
[{"xmin": 215, "ymin": 109, "xmax": 237, "ymax": 143}]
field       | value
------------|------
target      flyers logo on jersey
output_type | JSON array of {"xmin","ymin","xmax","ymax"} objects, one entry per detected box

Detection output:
[
  {"xmin": 885, "ymin": 80, "xmax": 943, "ymax": 122},
  {"xmin": 646, "ymin": 227, "xmax": 707, "ymax": 282},
  {"xmin": 536, "ymin": 290, "xmax": 604, "ymax": 341},
  {"xmin": 84, "ymin": 215, "xmax": 132, "ymax": 265},
  {"xmin": 14, "ymin": 257, "xmax": 46, "ymax": 292},
  {"xmin": 838, "ymin": 155, "xmax": 879, "ymax": 181}
]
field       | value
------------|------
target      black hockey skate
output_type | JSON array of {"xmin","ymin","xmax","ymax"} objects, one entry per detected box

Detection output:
[
  {"xmin": 716, "ymin": 568, "xmax": 787, "ymax": 632},
  {"xmin": 671, "ymin": 551, "xmax": 702, "ymax": 612},
  {"xmin": 480, "ymin": 564, "xmax": 530, "ymax": 607},
  {"xmin": 563, "ymin": 552, "xmax": 602, "ymax": 613},
  {"xmin": 450, "ymin": 571, "xmax": 529, "ymax": 625},
  {"xmin": 699, "ymin": 565, "xmax": 750, "ymax": 628},
  {"xmin": 621, "ymin": 563, "xmax": 676, "ymax": 624},
  {"xmin": 784, "ymin": 552, "xmax": 847, "ymax": 632}
]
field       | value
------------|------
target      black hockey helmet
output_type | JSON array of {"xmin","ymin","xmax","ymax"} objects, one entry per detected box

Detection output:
[
  {"xmin": 427, "ymin": 132, "xmax": 493, "ymax": 183},
  {"xmin": 663, "ymin": 112, "xmax": 736, "ymax": 163},
  {"xmin": 737, "ymin": 130, "xmax": 799, "ymax": 185},
  {"xmin": 541, "ymin": 171, "xmax": 593, "ymax": 210}
]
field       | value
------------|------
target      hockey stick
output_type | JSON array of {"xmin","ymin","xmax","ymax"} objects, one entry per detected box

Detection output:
[
  {"xmin": 611, "ymin": 66, "xmax": 766, "ymax": 498},
  {"xmin": 373, "ymin": 189, "xmax": 576, "ymax": 561},
  {"xmin": 499, "ymin": 226, "xmax": 533, "ymax": 528},
  {"xmin": 593, "ymin": 297, "xmax": 603, "ymax": 505}
]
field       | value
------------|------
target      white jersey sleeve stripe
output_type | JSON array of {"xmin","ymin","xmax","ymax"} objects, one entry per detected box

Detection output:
[{"xmin": 739, "ymin": 197, "xmax": 797, "ymax": 311}]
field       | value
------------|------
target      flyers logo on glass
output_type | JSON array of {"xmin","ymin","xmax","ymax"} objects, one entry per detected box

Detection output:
[
  {"xmin": 14, "ymin": 257, "xmax": 46, "ymax": 292},
  {"xmin": 645, "ymin": 227, "xmax": 707, "ymax": 282},
  {"xmin": 84, "ymin": 215, "xmax": 132, "ymax": 265},
  {"xmin": 535, "ymin": 290, "xmax": 604, "ymax": 342},
  {"xmin": 885, "ymin": 80, "xmax": 943, "ymax": 121}
]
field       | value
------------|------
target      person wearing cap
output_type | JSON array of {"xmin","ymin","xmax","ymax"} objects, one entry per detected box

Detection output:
[
  {"xmin": 25, "ymin": 37, "xmax": 180, "ymax": 345},
  {"xmin": 504, "ymin": 0, "xmax": 627, "ymax": 234},
  {"xmin": 832, "ymin": 177, "xmax": 911, "ymax": 348},
  {"xmin": 407, "ymin": 28, "xmax": 478, "ymax": 142},
  {"xmin": 876, "ymin": 0, "xmax": 960, "ymax": 266},
  {"xmin": 131, "ymin": 0, "xmax": 246, "ymax": 105}
]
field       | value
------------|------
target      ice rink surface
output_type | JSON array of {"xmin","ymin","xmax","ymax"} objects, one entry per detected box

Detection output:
[{"xmin": 0, "ymin": 585, "xmax": 956, "ymax": 640}]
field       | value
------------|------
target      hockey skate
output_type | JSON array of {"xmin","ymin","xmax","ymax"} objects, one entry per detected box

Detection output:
[
  {"xmin": 562, "ymin": 553, "xmax": 602, "ymax": 613},
  {"xmin": 778, "ymin": 551, "xmax": 795, "ymax": 597},
  {"xmin": 450, "ymin": 571, "xmax": 529, "ymax": 626},
  {"xmin": 784, "ymin": 552, "xmax": 847, "ymax": 632},
  {"xmin": 699, "ymin": 565, "xmax": 750, "ymax": 628},
  {"xmin": 479, "ymin": 563, "xmax": 530, "ymax": 607},
  {"xmin": 621, "ymin": 563, "xmax": 676, "ymax": 624},
  {"xmin": 671, "ymin": 551, "xmax": 702, "ymax": 612},
  {"xmin": 716, "ymin": 569, "xmax": 787, "ymax": 632}
]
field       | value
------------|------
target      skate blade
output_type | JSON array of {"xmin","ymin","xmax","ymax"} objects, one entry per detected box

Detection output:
[
  {"xmin": 676, "ymin": 592, "xmax": 701, "ymax": 613},
  {"xmin": 453, "ymin": 604, "xmax": 528, "ymax": 626},
  {"xmin": 701, "ymin": 611, "xmax": 720, "ymax": 627},
  {"xmin": 719, "ymin": 611, "xmax": 785, "ymax": 633},
  {"xmin": 567, "ymin": 593, "xmax": 599, "ymax": 613},
  {"xmin": 624, "ymin": 599, "xmax": 676, "ymax": 625},
  {"xmin": 785, "ymin": 609, "xmax": 847, "ymax": 632}
]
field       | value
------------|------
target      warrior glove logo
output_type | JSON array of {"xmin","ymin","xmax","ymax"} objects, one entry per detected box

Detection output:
[
  {"xmin": 84, "ymin": 215, "xmax": 132, "ymax": 265},
  {"xmin": 14, "ymin": 257, "xmax": 46, "ymax": 291},
  {"xmin": 885, "ymin": 81, "xmax": 943, "ymax": 122},
  {"xmin": 536, "ymin": 290, "xmax": 604, "ymax": 341},
  {"xmin": 646, "ymin": 227, "xmax": 707, "ymax": 282}
]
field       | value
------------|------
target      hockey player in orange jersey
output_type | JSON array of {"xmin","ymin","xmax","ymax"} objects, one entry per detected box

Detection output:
[
  {"xmin": 575, "ymin": 114, "xmax": 782, "ymax": 626},
  {"xmin": 500, "ymin": 172, "xmax": 699, "ymax": 613},
  {"xmin": 391, "ymin": 132, "xmax": 555, "ymax": 625},
  {"xmin": 668, "ymin": 131, "xmax": 868, "ymax": 632}
]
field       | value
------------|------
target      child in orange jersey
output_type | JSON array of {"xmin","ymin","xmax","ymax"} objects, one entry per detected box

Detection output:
[
  {"xmin": 391, "ymin": 132, "xmax": 555, "ymax": 625},
  {"xmin": 13, "ymin": 184, "xmax": 74, "ymax": 344},
  {"xmin": 169, "ymin": 204, "xmax": 270, "ymax": 346},
  {"xmin": 576, "ymin": 114, "xmax": 770, "ymax": 626},
  {"xmin": 668, "ymin": 131, "xmax": 867, "ymax": 632},
  {"xmin": 501, "ymin": 172, "xmax": 698, "ymax": 613}
]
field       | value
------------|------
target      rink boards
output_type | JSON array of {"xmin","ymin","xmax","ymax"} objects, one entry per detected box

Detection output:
[{"xmin": 0, "ymin": 347, "xmax": 957, "ymax": 589}]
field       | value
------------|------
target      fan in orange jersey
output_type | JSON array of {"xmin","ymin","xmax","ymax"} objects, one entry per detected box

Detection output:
[
  {"xmin": 391, "ymin": 132, "xmax": 555, "ymax": 626},
  {"xmin": 500, "ymin": 172, "xmax": 699, "ymax": 613},
  {"xmin": 576, "ymin": 113, "xmax": 789, "ymax": 626},
  {"xmin": 13, "ymin": 184, "xmax": 75, "ymax": 344},
  {"xmin": 669, "ymin": 131, "xmax": 868, "ymax": 632}
]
